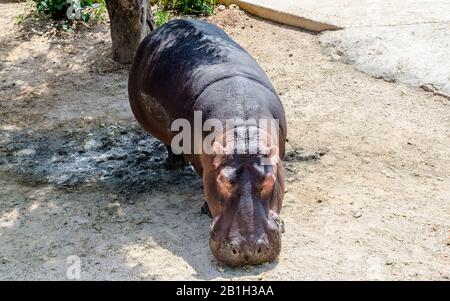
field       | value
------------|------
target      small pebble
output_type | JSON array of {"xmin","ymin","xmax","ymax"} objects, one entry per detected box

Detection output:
[{"xmin": 353, "ymin": 212, "xmax": 362, "ymax": 218}]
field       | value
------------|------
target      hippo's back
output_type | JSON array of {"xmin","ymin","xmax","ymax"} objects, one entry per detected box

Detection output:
[{"xmin": 129, "ymin": 19, "xmax": 278, "ymax": 120}]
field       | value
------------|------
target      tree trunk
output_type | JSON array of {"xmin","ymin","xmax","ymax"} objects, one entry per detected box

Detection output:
[{"xmin": 106, "ymin": 0, "xmax": 156, "ymax": 64}]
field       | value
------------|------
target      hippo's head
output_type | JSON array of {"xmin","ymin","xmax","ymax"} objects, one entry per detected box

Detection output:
[{"xmin": 201, "ymin": 127, "xmax": 285, "ymax": 266}]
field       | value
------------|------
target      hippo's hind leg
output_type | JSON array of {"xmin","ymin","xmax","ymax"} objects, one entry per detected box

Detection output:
[{"xmin": 165, "ymin": 144, "xmax": 187, "ymax": 169}]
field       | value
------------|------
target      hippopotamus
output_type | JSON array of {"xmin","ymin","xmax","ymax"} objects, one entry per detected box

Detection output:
[{"xmin": 128, "ymin": 19, "xmax": 287, "ymax": 266}]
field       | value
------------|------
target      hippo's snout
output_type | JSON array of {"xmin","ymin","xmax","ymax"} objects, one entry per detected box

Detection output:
[
  {"xmin": 209, "ymin": 213, "xmax": 282, "ymax": 267},
  {"xmin": 214, "ymin": 234, "xmax": 280, "ymax": 267}
]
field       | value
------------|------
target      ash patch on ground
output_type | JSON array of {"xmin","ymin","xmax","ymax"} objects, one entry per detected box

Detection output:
[
  {"xmin": 0, "ymin": 123, "xmax": 201, "ymax": 198},
  {"xmin": 284, "ymin": 147, "xmax": 328, "ymax": 162},
  {"xmin": 282, "ymin": 147, "xmax": 328, "ymax": 181}
]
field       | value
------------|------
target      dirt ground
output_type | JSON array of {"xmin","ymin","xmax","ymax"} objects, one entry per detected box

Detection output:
[{"xmin": 0, "ymin": 2, "xmax": 449, "ymax": 280}]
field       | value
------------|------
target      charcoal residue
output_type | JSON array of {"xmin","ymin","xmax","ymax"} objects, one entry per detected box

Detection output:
[
  {"xmin": 284, "ymin": 147, "xmax": 328, "ymax": 162},
  {"xmin": 0, "ymin": 124, "xmax": 201, "ymax": 198}
]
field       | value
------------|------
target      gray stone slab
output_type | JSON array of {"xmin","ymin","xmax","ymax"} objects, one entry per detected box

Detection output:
[
  {"xmin": 319, "ymin": 23, "xmax": 450, "ymax": 94},
  {"xmin": 222, "ymin": 0, "xmax": 450, "ymax": 28}
]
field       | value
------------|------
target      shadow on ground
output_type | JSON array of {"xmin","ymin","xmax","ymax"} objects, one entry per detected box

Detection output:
[
  {"xmin": 1, "ymin": 119, "xmax": 310, "ymax": 279},
  {"xmin": 0, "ymin": 121, "xmax": 319, "ymax": 279}
]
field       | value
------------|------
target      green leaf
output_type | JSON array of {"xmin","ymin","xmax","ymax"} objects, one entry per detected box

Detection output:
[{"xmin": 82, "ymin": 12, "xmax": 90, "ymax": 22}]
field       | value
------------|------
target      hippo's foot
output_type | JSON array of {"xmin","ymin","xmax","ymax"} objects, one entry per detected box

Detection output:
[
  {"xmin": 165, "ymin": 145, "xmax": 186, "ymax": 169},
  {"xmin": 200, "ymin": 202, "xmax": 212, "ymax": 218}
]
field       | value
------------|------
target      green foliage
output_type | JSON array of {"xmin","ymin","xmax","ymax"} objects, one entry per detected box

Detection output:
[
  {"xmin": 15, "ymin": 14, "xmax": 26, "ymax": 25},
  {"xmin": 30, "ymin": 0, "xmax": 216, "ymax": 30},
  {"xmin": 154, "ymin": 5, "xmax": 171, "ymax": 27},
  {"xmin": 160, "ymin": 0, "xmax": 217, "ymax": 16},
  {"xmin": 32, "ymin": 0, "xmax": 106, "ymax": 22},
  {"xmin": 33, "ymin": 0, "xmax": 68, "ymax": 19},
  {"xmin": 92, "ymin": 0, "xmax": 107, "ymax": 22}
]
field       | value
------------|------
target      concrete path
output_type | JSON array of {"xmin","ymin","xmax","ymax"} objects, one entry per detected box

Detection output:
[
  {"xmin": 222, "ymin": 0, "xmax": 450, "ymax": 29},
  {"xmin": 221, "ymin": 0, "xmax": 450, "ymax": 95},
  {"xmin": 319, "ymin": 23, "xmax": 450, "ymax": 96}
]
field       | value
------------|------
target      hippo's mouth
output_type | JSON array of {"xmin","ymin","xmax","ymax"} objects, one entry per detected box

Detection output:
[{"xmin": 208, "ymin": 212, "xmax": 284, "ymax": 267}]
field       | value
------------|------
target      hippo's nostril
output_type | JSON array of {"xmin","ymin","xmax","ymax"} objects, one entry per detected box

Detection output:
[{"xmin": 232, "ymin": 247, "xmax": 238, "ymax": 255}]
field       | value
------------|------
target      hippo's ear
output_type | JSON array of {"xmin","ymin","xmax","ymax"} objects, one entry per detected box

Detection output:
[
  {"xmin": 266, "ymin": 145, "xmax": 279, "ymax": 157},
  {"xmin": 212, "ymin": 141, "xmax": 226, "ymax": 169},
  {"xmin": 212, "ymin": 141, "xmax": 226, "ymax": 155},
  {"xmin": 261, "ymin": 145, "xmax": 279, "ymax": 165}
]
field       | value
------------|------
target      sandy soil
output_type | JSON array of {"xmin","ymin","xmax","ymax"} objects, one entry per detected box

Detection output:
[{"xmin": 0, "ymin": 3, "xmax": 449, "ymax": 280}]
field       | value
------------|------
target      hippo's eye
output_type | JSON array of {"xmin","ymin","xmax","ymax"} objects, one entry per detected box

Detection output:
[
  {"xmin": 251, "ymin": 162, "xmax": 273, "ymax": 178},
  {"xmin": 219, "ymin": 166, "xmax": 237, "ymax": 184},
  {"xmin": 216, "ymin": 166, "xmax": 237, "ymax": 199}
]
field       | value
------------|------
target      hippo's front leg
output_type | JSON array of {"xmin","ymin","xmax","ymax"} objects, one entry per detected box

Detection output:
[
  {"xmin": 200, "ymin": 201, "xmax": 212, "ymax": 218},
  {"xmin": 165, "ymin": 145, "xmax": 186, "ymax": 169}
]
